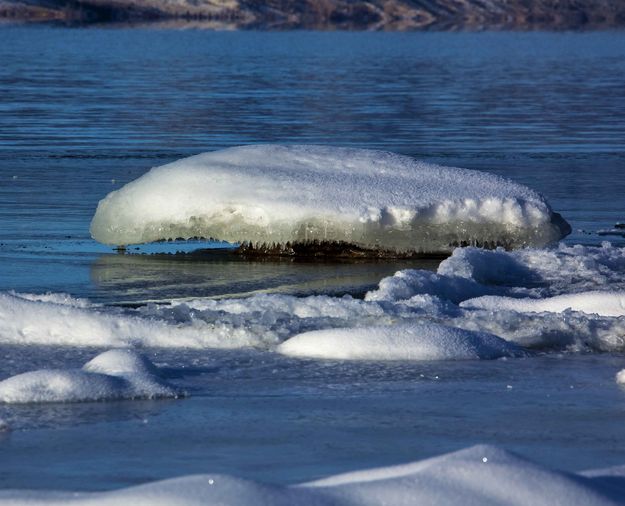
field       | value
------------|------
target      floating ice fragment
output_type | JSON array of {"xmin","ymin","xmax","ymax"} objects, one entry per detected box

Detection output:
[
  {"xmin": 90, "ymin": 145, "xmax": 570, "ymax": 253},
  {"xmin": 278, "ymin": 322, "xmax": 521, "ymax": 361},
  {"xmin": 0, "ymin": 350, "xmax": 182, "ymax": 404}
]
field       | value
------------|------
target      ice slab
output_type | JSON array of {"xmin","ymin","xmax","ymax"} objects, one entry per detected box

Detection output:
[
  {"xmin": 0, "ymin": 350, "xmax": 182, "ymax": 403},
  {"xmin": 461, "ymin": 291, "xmax": 625, "ymax": 317},
  {"xmin": 277, "ymin": 322, "xmax": 520, "ymax": 360},
  {"xmin": 90, "ymin": 145, "xmax": 570, "ymax": 253},
  {"xmin": 0, "ymin": 445, "xmax": 623, "ymax": 505}
]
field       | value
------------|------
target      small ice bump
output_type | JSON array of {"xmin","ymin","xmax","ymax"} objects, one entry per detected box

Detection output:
[
  {"xmin": 0, "ymin": 349, "xmax": 183, "ymax": 404},
  {"xmin": 277, "ymin": 322, "xmax": 521, "ymax": 361}
]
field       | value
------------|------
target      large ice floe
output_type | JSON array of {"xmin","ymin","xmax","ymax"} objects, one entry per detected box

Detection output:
[
  {"xmin": 1, "ymin": 445, "xmax": 624, "ymax": 505},
  {"xmin": 0, "ymin": 350, "xmax": 182, "ymax": 403},
  {"xmin": 278, "ymin": 322, "xmax": 521, "ymax": 360},
  {"xmin": 90, "ymin": 145, "xmax": 570, "ymax": 253}
]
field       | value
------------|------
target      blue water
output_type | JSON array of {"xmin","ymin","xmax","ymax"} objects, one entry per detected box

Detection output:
[{"xmin": 1, "ymin": 27, "xmax": 625, "ymax": 491}]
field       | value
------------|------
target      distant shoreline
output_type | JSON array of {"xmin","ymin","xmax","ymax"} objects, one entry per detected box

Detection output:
[{"xmin": 2, "ymin": 0, "xmax": 625, "ymax": 30}]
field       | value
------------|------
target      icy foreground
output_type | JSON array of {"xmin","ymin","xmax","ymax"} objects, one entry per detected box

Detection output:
[
  {"xmin": 2, "ymin": 243, "xmax": 625, "ymax": 354},
  {"xmin": 1, "ymin": 445, "xmax": 624, "ymax": 505},
  {"xmin": 90, "ymin": 145, "xmax": 570, "ymax": 252},
  {"xmin": 0, "ymin": 350, "xmax": 181, "ymax": 403}
]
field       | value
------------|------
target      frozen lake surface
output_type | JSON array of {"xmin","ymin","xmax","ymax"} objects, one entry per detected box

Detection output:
[{"xmin": 1, "ymin": 27, "xmax": 625, "ymax": 498}]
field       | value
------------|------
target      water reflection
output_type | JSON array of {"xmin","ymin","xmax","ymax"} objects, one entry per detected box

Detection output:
[
  {"xmin": 0, "ymin": 398, "xmax": 177, "ymax": 431},
  {"xmin": 90, "ymin": 250, "xmax": 440, "ymax": 304}
]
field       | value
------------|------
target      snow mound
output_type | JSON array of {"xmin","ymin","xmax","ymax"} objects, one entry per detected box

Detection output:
[
  {"xmin": 90, "ymin": 145, "xmax": 569, "ymax": 252},
  {"xmin": 367, "ymin": 243, "xmax": 625, "ymax": 304},
  {"xmin": 364, "ymin": 269, "xmax": 494, "ymax": 304},
  {"xmin": 0, "ymin": 445, "xmax": 623, "ymax": 505},
  {"xmin": 461, "ymin": 291, "xmax": 625, "ymax": 317},
  {"xmin": 277, "ymin": 322, "xmax": 520, "ymax": 360},
  {"xmin": 438, "ymin": 243, "xmax": 625, "ymax": 296},
  {"xmin": 616, "ymin": 370, "xmax": 625, "ymax": 385},
  {"xmin": 0, "ymin": 350, "xmax": 181, "ymax": 404}
]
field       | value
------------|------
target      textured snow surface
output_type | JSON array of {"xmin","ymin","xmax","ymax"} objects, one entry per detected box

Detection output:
[
  {"xmin": 3, "ymin": 244, "xmax": 625, "ymax": 354},
  {"xmin": 278, "ymin": 323, "xmax": 519, "ymax": 360},
  {"xmin": 1, "ymin": 445, "xmax": 624, "ymax": 505},
  {"xmin": 461, "ymin": 291, "xmax": 625, "ymax": 317},
  {"xmin": 0, "ymin": 350, "xmax": 181, "ymax": 403},
  {"xmin": 90, "ymin": 145, "xmax": 569, "ymax": 251}
]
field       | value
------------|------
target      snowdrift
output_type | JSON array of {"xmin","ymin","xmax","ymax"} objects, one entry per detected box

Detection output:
[{"xmin": 0, "ymin": 445, "xmax": 624, "ymax": 505}]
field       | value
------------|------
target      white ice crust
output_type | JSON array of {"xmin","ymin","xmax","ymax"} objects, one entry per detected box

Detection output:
[
  {"xmin": 1, "ymin": 445, "xmax": 624, "ymax": 505},
  {"xmin": 90, "ymin": 145, "xmax": 568, "ymax": 251},
  {"xmin": 461, "ymin": 291, "xmax": 625, "ymax": 317},
  {"xmin": 278, "ymin": 323, "xmax": 518, "ymax": 360},
  {"xmin": 0, "ymin": 350, "xmax": 181, "ymax": 404}
]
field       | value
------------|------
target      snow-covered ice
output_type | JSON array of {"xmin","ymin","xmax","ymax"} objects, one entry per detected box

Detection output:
[
  {"xmin": 278, "ymin": 322, "xmax": 520, "ymax": 360},
  {"xmin": 461, "ymin": 291, "xmax": 625, "ymax": 317},
  {"xmin": 3, "ymin": 243, "xmax": 625, "ymax": 354},
  {"xmin": 0, "ymin": 445, "xmax": 624, "ymax": 505},
  {"xmin": 90, "ymin": 145, "xmax": 570, "ymax": 252},
  {"xmin": 0, "ymin": 350, "xmax": 182, "ymax": 403}
]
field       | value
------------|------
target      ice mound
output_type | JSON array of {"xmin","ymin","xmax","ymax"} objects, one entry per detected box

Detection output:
[
  {"xmin": 0, "ymin": 350, "xmax": 181, "ymax": 403},
  {"xmin": 438, "ymin": 243, "xmax": 625, "ymax": 296},
  {"xmin": 90, "ymin": 145, "xmax": 570, "ymax": 253},
  {"xmin": 616, "ymin": 370, "xmax": 625, "ymax": 385},
  {"xmin": 461, "ymin": 291, "xmax": 625, "ymax": 317},
  {"xmin": 364, "ymin": 269, "xmax": 494, "ymax": 304},
  {"xmin": 277, "ymin": 322, "xmax": 520, "ymax": 360},
  {"xmin": 369, "ymin": 243, "xmax": 625, "ymax": 304},
  {"xmin": 361, "ymin": 243, "xmax": 625, "ymax": 352},
  {"xmin": 1, "ymin": 445, "xmax": 623, "ymax": 505}
]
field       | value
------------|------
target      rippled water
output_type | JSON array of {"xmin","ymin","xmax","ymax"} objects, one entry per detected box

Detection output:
[{"xmin": 2, "ymin": 27, "xmax": 625, "ymax": 492}]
